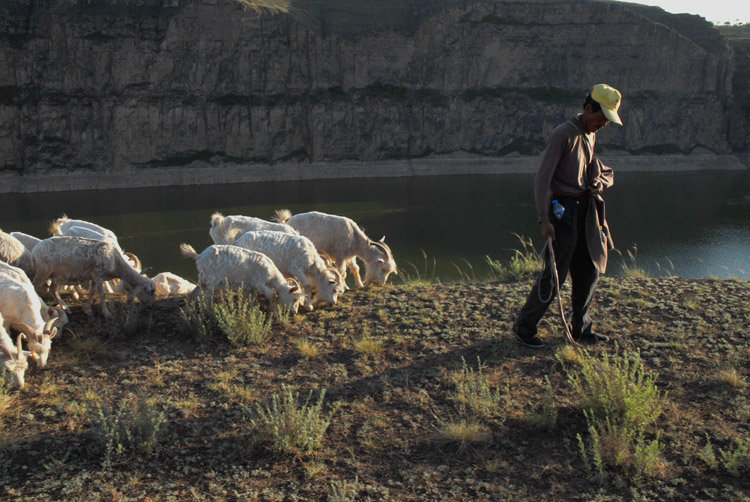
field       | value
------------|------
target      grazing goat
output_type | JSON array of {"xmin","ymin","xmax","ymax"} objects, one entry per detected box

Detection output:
[
  {"xmin": 49, "ymin": 223, "xmax": 142, "ymax": 297},
  {"xmin": 10, "ymin": 231, "xmax": 42, "ymax": 253},
  {"xmin": 0, "ymin": 313, "xmax": 34, "ymax": 390},
  {"xmin": 233, "ymin": 230, "xmax": 343, "ymax": 310},
  {"xmin": 0, "ymin": 262, "xmax": 68, "ymax": 328},
  {"xmin": 32, "ymin": 236, "xmax": 156, "ymax": 318},
  {"xmin": 209, "ymin": 212, "xmax": 298, "ymax": 245},
  {"xmin": 151, "ymin": 272, "xmax": 196, "ymax": 296},
  {"xmin": 0, "ymin": 267, "xmax": 63, "ymax": 368},
  {"xmin": 274, "ymin": 209, "xmax": 397, "ymax": 288},
  {"xmin": 180, "ymin": 243, "xmax": 305, "ymax": 314},
  {"xmin": 0, "ymin": 230, "xmax": 35, "ymax": 278}
]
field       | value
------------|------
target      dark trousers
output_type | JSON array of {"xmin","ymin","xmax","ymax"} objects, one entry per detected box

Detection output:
[{"xmin": 514, "ymin": 196, "xmax": 599, "ymax": 338}]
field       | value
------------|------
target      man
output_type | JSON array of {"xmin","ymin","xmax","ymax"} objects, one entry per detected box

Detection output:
[{"xmin": 513, "ymin": 83, "xmax": 622, "ymax": 348}]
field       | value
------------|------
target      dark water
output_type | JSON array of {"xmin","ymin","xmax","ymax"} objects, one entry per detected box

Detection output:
[{"xmin": 2, "ymin": 170, "xmax": 749, "ymax": 282}]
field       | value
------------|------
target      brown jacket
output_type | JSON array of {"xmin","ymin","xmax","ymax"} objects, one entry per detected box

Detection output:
[{"xmin": 534, "ymin": 115, "xmax": 615, "ymax": 273}]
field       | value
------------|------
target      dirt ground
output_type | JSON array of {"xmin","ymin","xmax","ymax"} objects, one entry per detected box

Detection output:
[{"xmin": 1, "ymin": 277, "xmax": 749, "ymax": 501}]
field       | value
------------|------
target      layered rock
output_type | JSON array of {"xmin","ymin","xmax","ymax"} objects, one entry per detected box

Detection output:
[{"xmin": 0, "ymin": 0, "xmax": 746, "ymax": 175}]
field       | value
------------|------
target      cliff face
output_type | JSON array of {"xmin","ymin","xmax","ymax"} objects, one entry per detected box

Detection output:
[{"xmin": 0, "ymin": 0, "xmax": 746, "ymax": 174}]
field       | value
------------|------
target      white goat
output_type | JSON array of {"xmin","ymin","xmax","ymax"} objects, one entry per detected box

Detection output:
[
  {"xmin": 274, "ymin": 209, "xmax": 397, "ymax": 288},
  {"xmin": 9, "ymin": 231, "xmax": 42, "ymax": 254},
  {"xmin": 0, "ymin": 230, "xmax": 35, "ymax": 278},
  {"xmin": 32, "ymin": 236, "xmax": 156, "ymax": 318},
  {"xmin": 0, "ymin": 283, "xmax": 58, "ymax": 369},
  {"xmin": 179, "ymin": 243, "xmax": 306, "ymax": 314},
  {"xmin": 151, "ymin": 272, "xmax": 196, "ymax": 296},
  {"xmin": 233, "ymin": 230, "xmax": 343, "ymax": 310},
  {"xmin": 0, "ymin": 313, "xmax": 34, "ymax": 390},
  {"xmin": 50, "ymin": 222, "xmax": 142, "ymax": 297},
  {"xmin": 0, "ymin": 265, "xmax": 64, "ymax": 368},
  {"xmin": 209, "ymin": 212, "xmax": 298, "ymax": 245},
  {"xmin": 0, "ymin": 262, "xmax": 68, "ymax": 328}
]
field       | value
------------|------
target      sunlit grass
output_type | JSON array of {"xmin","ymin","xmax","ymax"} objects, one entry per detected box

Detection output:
[{"xmin": 485, "ymin": 234, "xmax": 542, "ymax": 281}]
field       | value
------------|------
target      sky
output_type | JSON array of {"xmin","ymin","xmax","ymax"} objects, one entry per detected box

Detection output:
[{"xmin": 629, "ymin": 0, "xmax": 750, "ymax": 25}]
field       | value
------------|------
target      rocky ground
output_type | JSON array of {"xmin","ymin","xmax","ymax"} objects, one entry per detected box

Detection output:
[{"xmin": 1, "ymin": 277, "xmax": 748, "ymax": 501}]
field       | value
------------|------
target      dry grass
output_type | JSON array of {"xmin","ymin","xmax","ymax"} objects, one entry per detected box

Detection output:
[{"xmin": 0, "ymin": 278, "xmax": 748, "ymax": 500}]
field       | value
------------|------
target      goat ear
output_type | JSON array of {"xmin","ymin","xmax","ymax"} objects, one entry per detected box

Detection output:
[
  {"xmin": 0, "ymin": 344, "xmax": 13, "ymax": 359},
  {"xmin": 289, "ymin": 285, "xmax": 299, "ymax": 293},
  {"xmin": 48, "ymin": 307, "xmax": 56, "ymax": 317},
  {"xmin": 48, "ymin": 327, "xmax": 58, "ymax": 340},
  {"xmin": 378, "ymin": 259, "xmax": 385, "ymax": 264}
]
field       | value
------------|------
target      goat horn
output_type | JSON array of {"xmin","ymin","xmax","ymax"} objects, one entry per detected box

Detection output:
[
  {"xmin": 0, "ymin": 343, "xmax": 13, "ymax": 359},
  {"xmin": 370, "ymin": 239, "xmax": 391, "ymax": 259},
  {"xmin": 124, "ymin": 252, "xmax": 142, "ymax": 271},
  {"xmin": 11, "ymin": 322, "xmax": 37, "ymax": 339}
]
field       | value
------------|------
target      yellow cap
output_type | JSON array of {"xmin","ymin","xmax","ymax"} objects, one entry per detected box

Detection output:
[{"xmin": 591, "ymin": 84, "xmax": 623, "ymax": 126}]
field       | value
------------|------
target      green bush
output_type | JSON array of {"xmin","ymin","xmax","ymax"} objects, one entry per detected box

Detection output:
[
  {"xmin": 247, "ymin": 385, "xmax": 339, "ymax": 456},
  {"xmin": 485, "ymin": 234, "xmax": 542, "ymax": 281},
  {"xmin": 87, "ymin": 394, "xmax": 167, "ymax": 464},
  {"xmin": 449, "ymin": 357, "xmax": 504, "ymax": 418},
  {"xmin": 180, "ymin": 288, "xmax": 272, "ymax": 346},
  {"xmin": 562, "ymin": 345, "xmax": 667, "ymax": 479}
]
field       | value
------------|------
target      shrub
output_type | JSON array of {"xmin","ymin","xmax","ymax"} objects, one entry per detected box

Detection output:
[
  {"xmin": 566, "ymin": 344, "xmax": 665, "ymax": 431},
  {"xmin": 485, "ymin": 234, "xmax": 542, "ymax": 281},
  {"xmin": 432, "ymin": 415, "xmax": 491, "ymax": 453},
  {"xmin": 564, "ymin": 345, "xmax": 667, "ymax": 479},
  {"xmin": 247, "ymin": 385, "xmax": 339, "ymax": 456},
  {"xmin": 87, "ymin": 393, "xmax": 167, "ymax": 464},
  {"xmin": 180, "ymin": 288, "xmax": 272, "ymax": 346},
  {"xmin": 449, "ymin": 357, "xmax": 504, "ymax": 418}
]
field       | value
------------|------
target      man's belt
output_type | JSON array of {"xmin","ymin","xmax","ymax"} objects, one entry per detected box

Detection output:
[{"xmin": 552, "ymin": 191, "xmax": 588, "ymax": 198}]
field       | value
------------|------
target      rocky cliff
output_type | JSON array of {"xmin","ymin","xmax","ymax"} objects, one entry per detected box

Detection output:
[{"xmin": 0, "ymin": 0, "xmax": 747, "ymax": 175}]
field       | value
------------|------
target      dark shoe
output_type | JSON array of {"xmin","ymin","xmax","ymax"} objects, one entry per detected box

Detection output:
[
  {"xmin": 514, "ymin": 328, "xmax": 545, "ymax": 348},
  {"xmin": 574, "ymin": 331, "xmax": 609, "ymax": 344}
]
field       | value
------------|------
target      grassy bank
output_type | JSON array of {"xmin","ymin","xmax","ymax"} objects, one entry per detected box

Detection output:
[{"xmin": 1, "ymin": 277, "xmax": 748, "ymax": 501}]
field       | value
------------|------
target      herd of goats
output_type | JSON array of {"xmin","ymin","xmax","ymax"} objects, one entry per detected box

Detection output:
[{"xmin": 0, "ymin": 209, "xmax": 399, "ymax": 390}]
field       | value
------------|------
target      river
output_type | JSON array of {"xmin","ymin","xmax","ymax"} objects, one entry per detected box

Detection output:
[{"xmin": 2, "ymin": 169, "xmax": 749, "ymax": 283}]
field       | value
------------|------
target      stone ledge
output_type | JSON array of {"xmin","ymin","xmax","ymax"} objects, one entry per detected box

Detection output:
[{"xmin": 1, "ymin": 154, "xmax": 746, "ymax": 194}]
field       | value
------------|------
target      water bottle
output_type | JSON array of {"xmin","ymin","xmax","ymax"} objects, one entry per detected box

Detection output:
[{"xmin": 551, "ymin": 199, "xmax": 565, "ymax": 220}]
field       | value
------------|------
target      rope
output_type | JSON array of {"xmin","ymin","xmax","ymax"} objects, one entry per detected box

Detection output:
[{"xmin": 538, "ymin": 237, "xmax": 583, "ymax": 348}]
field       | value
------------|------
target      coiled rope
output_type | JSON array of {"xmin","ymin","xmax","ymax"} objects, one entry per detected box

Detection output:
[{"xmin": 538, "ymin": 237, "xmax": 582, "ymax": 348}]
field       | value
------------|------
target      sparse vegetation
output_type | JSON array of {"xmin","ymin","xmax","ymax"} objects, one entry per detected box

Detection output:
[
  {"xmin": 246, "ymin": 385, "xmax": 339, "ymax": 456},
  {"xmin": 485, "ymin": 234, "xmax": 543, "ymax": 280},
  {"xmin": 1, "ymin": 277, "xmax": 748, "ymax": 500}
]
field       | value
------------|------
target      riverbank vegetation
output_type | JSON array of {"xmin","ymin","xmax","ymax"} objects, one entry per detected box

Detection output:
[{"xmin": 1, "ymin": 271, "xmax": 748, "ymax": 500}]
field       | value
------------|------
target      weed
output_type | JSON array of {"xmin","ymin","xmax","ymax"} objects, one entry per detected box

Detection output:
[
  {"xmin": 295, "ymin": 337, "xmax": 320, "ymax": 359},
  {"xmin": 432, "ymin": 415, "xmax": 491, "ymax": 452},
  {"xmin": 247, "ymin": 385, "xmax": 339, "ymax": 456},
  {"xmin": 556, "ymin": 345, "xmax": 583, "ymax": 366},
  {"xmin": 0, "ymin": 375, "xmax": 16, "ymax": 417},
  {"xmin": 399, "ymin": 249, "xmax": 438, "ymax": 285},
  {"xmin": 713, "ymin": 367, "xmax": 746, "ymax": 389},
  {"xmin": 449, "ymin": 357, "xmax": 504, "ymax": 418},
  {"xmin": 99, "ymin": 302, "xmax": 141, "ymax": 337},
  {"xmin": 485, "ymin": 234, "xmax": 542, "ymax": 281},
  {"xmin": 565, "ymin": 345, "xmax": 667, "ymax": 479},
  {"xmin": 86, "ymin": 393, "xmax": 168, "ymax": 464},
  {"xmin": 352, "ymin": 335, "xmax": 385, "ymax": 359},
  {"xmin": 180, "ymin": 288, "xmax": 272, "ymax": 346},
  {"xmin": 718, "ymin": 439, "xmax": 750, "ymax": 476},
  {"xmin": 329, "ymin": 476, "xmax": 359, "ymax": 502},
  {"xmin": 615, "ymin": 245, "xmax": 651, "ymax": 279},
  {"xmin": 524, "ymin": 376, "xmax": 558, "ymax": 430},
  {"xmin": 566, "ymin": 344, "xmax": 665, "ymax": 431},
  {"xmin": 699, "ymin": 434, "xmax": 720, "ymax": 469}
]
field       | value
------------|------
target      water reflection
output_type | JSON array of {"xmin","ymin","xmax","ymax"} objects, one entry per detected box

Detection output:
[{"xmin": 2, "ymin": 170, "xmax": 749, "ymax": 282}]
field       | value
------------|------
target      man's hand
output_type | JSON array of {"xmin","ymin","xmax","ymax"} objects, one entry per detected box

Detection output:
[{"xmin": 540, "ymin": 221, "xmax": 555, "ymax": 241}]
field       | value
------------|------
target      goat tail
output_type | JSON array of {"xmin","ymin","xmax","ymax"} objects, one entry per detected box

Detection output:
[
  {"xmin": 179, "ymin": 243, "xmax": 199, "ymax": 260},
  {"xmin": 210, "ymin": 211, "xmax": 225, "ymax": 230},
  {"xmin": 48, "ymin": 220, "xmax": 62, "ymax": 236},
  {"xmin": 273, "ymin": 208, "xmax": 292, "ymax": 224}
]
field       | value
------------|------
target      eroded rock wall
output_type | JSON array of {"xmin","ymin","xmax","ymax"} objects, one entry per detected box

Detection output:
[{"xmin": 0, "ymin": 0, "xmax": 744, "ymax": 174}]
